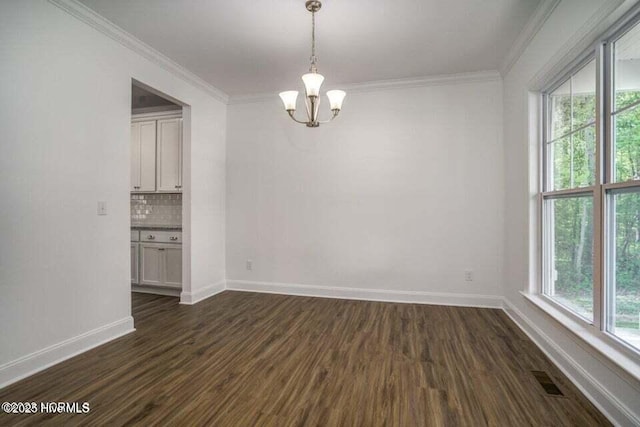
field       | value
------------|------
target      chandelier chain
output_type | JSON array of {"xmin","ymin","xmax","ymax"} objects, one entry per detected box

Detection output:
[{"xmin": 310, "ymin": 10, "xmax": 317, "ymax": 72}]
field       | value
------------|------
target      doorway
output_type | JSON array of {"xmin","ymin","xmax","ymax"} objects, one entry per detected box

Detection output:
[{"xmin": 129, "ymin": 81, "xmax": 188, "ymax": 304}]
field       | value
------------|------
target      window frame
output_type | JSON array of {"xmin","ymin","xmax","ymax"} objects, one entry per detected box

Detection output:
[{"xmin": 538, "ymin": 10, "xmax": 640, "ymax": 360}]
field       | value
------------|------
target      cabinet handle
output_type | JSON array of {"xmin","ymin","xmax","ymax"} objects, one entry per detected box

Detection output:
[
  {"xmin": 170, "ymin": 236, "xmax": 178, "ymax": 241},
  {"xmin": 147, "ymin": 235, "xmax": 155, "ymax": 240},
  {"xmin": 158, "ymin": 248, "xmax": 165, "ymax": 251}
]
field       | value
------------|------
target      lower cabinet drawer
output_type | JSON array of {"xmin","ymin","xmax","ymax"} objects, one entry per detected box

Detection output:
[{"xmin": 140, "ymin": 230, "xmax": 182, "ymax": 243}]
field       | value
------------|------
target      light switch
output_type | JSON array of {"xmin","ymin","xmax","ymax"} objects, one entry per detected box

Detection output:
[
  {"xmin": 464, "ymin": 270, "xmax": 473, "ymax": 281},
  {"xmin": 97, "ymin": 201, "xmax": 107, "ymax": 216}
]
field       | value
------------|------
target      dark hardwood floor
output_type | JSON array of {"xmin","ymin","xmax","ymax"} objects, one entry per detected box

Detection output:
[{"xmin": 0, "ymin": 292, "xmax": 609, "ymax": 426}]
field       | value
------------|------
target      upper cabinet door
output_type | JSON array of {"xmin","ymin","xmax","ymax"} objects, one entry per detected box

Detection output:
[
  {"xmin": 156, "ymin": 118, "xmax": 182, "ymax": 192},
  {"xmin": 130, "ymin": 123, "xmax": 141, "ymax": 191},
  {"xmin": 138, "ymin": 121, "xmax": 157, "ymax": 192}
]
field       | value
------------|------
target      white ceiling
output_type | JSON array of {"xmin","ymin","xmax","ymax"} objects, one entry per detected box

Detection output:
[{"xmin": 78, "ymin": 0, "xmax": 541, "ymax": 96}]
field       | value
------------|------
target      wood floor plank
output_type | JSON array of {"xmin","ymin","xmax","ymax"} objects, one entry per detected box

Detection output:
[{"xmin": 0, "ymin": 291, "xmax": 610, "ymax": 426}]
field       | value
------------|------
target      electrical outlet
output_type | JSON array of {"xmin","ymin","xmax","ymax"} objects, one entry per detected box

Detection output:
[
  {"xmin": 246, "ymin": 259, "xmax": 253, "ymax": 271},
  {"xmin": 97, "ymin": 201, "xmax": 107, "ymax": 216},
  {"xmin": 464, "ymin": 270, "xmax": 473, "ymax": 282}
]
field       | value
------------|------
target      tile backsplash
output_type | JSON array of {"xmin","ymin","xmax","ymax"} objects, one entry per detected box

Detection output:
[{"xmin": 131, "ymin": 194, "xmax": 182, "ymax": 226}]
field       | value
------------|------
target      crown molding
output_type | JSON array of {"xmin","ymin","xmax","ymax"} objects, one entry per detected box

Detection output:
[
  {"xmin": 499, "ymin": 0, "xmax": 562, "ymax": 77},
  {"xmin": 528, "ymin": 0, "xmax": 627, "ymax": 91},
  {"xmin": 228, "ymin": 70, "xmax": 502, "ymax": 105},
  {"xmin": 47, "ymin": 0, "xmax": 229, "ymax": 104}
]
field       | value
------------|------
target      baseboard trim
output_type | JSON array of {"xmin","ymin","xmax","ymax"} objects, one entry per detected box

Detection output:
[
  {"xmin": 0, "ymin": 316, "xmax": 134, "ymax": 389},
  {"xmin": 502, "ymin": 298, "xmax": 639, "ymax": 426},
  {"xmin": 132, "ymin": 285, "xmax": 180, "ymax": 297},
  {"xmin": 180, "ymin": 280, "xmax": 226, "ymax": 305},
  {"xmin": 225, "ymin": 279, "xmax": 503, "ymax": 308}
]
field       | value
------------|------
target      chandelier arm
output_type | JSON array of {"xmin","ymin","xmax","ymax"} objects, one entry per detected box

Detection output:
[
  {"xmin": 317, "ymin": 110, "xmax": 340, "ymax": 124},
  {"xmin": 287, "ymin": 110, "xmax": 310, "ymax": 125}
]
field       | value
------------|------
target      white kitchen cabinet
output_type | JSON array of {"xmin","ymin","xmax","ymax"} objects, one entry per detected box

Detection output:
[
  {"xmin": 156, "ymin": 118, "xmax": 183, "ymax": 192},
  {"xmin": 139, "ymin": 243, "xmax": 181, "ymax": 289},
  {"xmin": 130, "ymin": 120, "xmax": 157, "ymax": 192},
  {"xmin": 131, "ymin": 243, "xmax": 139, "ymax": 284},
  {"xmin": 140, "ymin": 230, "xmax": 182, "ymax": 243},
  {"xmin": 140, "ymin": 244, "xmax": 163, "ymax": 287},
  {"xmin": 164, "ymin": 246, "xmax": 182, "ymax": 288}
]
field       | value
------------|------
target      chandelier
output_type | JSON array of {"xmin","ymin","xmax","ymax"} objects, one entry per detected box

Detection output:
[{"xmin": 279, "ymin": 0, "xmax": 346, "ymax": 127}]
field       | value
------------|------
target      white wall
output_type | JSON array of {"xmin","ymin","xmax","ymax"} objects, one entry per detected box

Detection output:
[
  {"xmin": 226, "ymin": 77, "xmax": 504, "ymax": 304},
  {"xmin": 0, "ymin": 0, "xmax": 226, "ymax": 385},
  {"xmin": 502, "ymin": 0, "xmax": 640, "ymax": 424},
  {"xmin": 3, "ymin": 1, "xmax": 637, "ymax": 423}
]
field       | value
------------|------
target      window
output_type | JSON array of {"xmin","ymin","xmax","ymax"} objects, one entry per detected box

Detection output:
[
  {"xmin": 543, "ymin": 59, "xmax": 597, "ymax": 322},
  {"xmin": 541, "ymin": 17, "xmax": 640, "ymax": 353}
]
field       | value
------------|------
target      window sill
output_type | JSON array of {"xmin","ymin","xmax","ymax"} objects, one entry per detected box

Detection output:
[{"xmin": 520, "ymin": 291, "xmax": 640, "ymax": 385}]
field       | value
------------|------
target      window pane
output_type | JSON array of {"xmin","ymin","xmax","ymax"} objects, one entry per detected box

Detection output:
[
  {"xmin": 613, "ymin": 104, "xmax": 640, "ymax": 182},
  {"xmin": 550, "ymin": 79, "xmax": 571, "ymax": 140},
  {"xmin": 544, "ymin": 196, "xmax": 594, "ymax": 321},
  {"xmin": 572, "ymin": 60, "xmax": 596, "ymax": 129},
  {"xmin": 614, "ymin": 21, "xmax": 640, "ymax": 112},
  {"xmin": 548, "ymin": 135, "xmax": 569, "ymax": 191},
  {"xmin": 547, "ymin": 124, "xmax": 596, "ymax": 190},
  {"xmin": 606, "ymin": 189, "xmax": 640, "ymax": 351}
]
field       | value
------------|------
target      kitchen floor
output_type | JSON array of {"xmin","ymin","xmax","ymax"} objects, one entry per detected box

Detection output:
[{"xmin": 0, "ymin": 292, "xmax": 610, "ymax": 426}]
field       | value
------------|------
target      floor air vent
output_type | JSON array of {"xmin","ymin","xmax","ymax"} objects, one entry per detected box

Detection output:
[{"xmin": 531, "ymin": 371, "xmax": 564, "ymax": 396}]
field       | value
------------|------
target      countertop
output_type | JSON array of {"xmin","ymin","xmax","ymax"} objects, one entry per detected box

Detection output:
[{"xmin": 131, "ymin": 225, "xmax": 182, "ymax": 231}]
